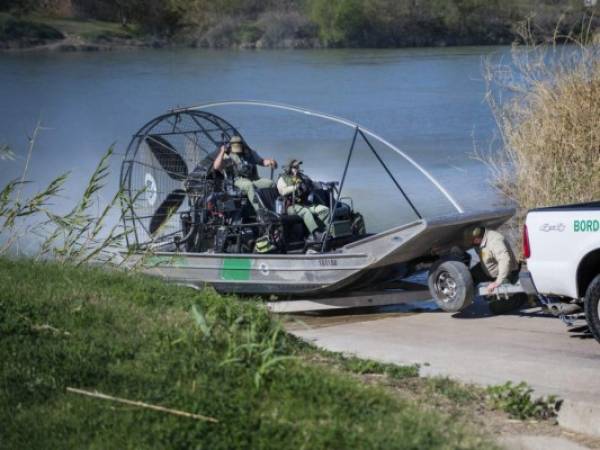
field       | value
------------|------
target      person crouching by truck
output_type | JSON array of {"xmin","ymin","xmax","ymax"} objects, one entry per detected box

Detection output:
[
  {"xmin": 470, "ymin": 227, "xmax": 520, "ymax": 294},
  {"xmin": 277, "ymin": 159, "xmax": 330, "ymax": 244}
]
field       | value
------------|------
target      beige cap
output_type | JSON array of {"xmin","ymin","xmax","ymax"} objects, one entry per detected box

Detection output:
[
  {"xmin": 471, "ymin": 226, "xmax": 484, "ymax": 239},
  {"xmin": 230, "ymin": 135, "xmax": 243, "ymax": 153}
]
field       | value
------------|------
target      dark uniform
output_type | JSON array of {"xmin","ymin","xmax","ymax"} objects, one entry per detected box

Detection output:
[
  {"xmin": 192, "ymin": 145, "xmax": 274, "ymax": 212},
  {"xmin": 224, "ymin": 150, "xmax": 274, "ymax": 212}
]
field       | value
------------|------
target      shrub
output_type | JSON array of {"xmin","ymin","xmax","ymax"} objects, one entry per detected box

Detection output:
[
  {"xmin": 198, "ymin": 16, "xmax": 242, "ymax": 47},
  {"xmin": 237, "ymin": 22, "xmax": 263, "ymax": 44},
  {"xmin": 256, "ymin": 10, "xmax": 317, "ymax": 47},
  {"xmin": 333, "ymin": 0, "xmax": 370, "ymax": 46},
  {"xmin": 486, "ymin": 381, "xmax": 559, "ymax": 420},
  {"xmin": 0, "ymin": 15, "xmax": 64, "ymax": 43},
  {"xmin": 308, "ymin": 0, "xmax": 598, "ymax": 47}
]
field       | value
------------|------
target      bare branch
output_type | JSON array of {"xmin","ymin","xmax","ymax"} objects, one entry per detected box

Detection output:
[{"xmin": 66, "ymin": 387, "xmax": 218, "ymax": 423}]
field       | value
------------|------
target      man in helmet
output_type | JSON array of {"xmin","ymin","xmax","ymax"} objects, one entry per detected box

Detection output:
[
  {"xmin": 470, "ymin": 226, "xmax": 519, "ymax": 294},
  {"xmin": 212, "ymin": 135, "xmax": 277, "ymax": 212},
  {"xmin": 277, "ymin": 159, "xmax": 330, "ymax": 243}
]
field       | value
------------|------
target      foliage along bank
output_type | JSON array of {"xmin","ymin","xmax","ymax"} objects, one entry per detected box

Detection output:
[{"xmin": 1, "ymin": 0, "xmax": 599, "ymax": 50}]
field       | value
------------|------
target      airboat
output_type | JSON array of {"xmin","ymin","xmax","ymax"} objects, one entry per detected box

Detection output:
[{"xmin": 119, "ymin": 101, "xmax": 513, "ymax": 308}]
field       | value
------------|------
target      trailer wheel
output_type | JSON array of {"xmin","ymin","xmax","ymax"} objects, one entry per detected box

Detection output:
[
  {"xmin": 428, "ymin": 260, "xmax": 474, "ymax": 312},
  {"xmin": 584, "ymin": 274, "xmax": 600, "ymax": 344}
]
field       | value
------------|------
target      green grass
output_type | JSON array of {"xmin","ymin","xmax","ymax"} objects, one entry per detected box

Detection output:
[
  {"xmin": 0, "ymin": 258, "xmax": 495, "ymax": 449},
  {"xmin": 317, "ymin": 350, "xmax": 420, "ymax": 380},
  {"xmin": 0, "ymin": 13, "xmax": 64, "ymax": 43},
  {"xmin": 0, "ymin": 13, "xmax": 139, "ymax": 45},
  {"xmin": 425, "ymin": 377, "xmax": 481, "ymax": 406},
  {"xmin": 28, "ymin": 14, "xmax": 140, "ymax": 40}
]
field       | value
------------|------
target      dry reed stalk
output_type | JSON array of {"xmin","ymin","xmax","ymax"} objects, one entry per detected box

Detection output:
[
  {"xmin": 481, "ymin": 20, "xmax": 600, "ymax": 223},
  {"xmin": 66, "ymin": 387, "xmax": 219, "ymax": 423}
]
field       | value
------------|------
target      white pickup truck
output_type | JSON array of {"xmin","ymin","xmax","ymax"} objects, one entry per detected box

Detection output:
[{"xmin": 520, "ymin": 201, "xmax": 600, "ymax": 343}]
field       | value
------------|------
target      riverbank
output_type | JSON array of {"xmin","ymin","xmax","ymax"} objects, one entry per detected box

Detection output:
[
  {"xmin": 0, "ymin": 12, "xmax": 477, "ymax": 52},
  {"xmin": 0, "ymin": 257, "xmax": 572, "ymax": 449},
  {"xmin": 0, "ymin": 13, "xmax": 149, "ymax": 51},
  {"xmin": 0, "ymin": 258, "xmax": 492, "ymax": 448},
  {"xmin": 0, "ymin": 13, "xmax": 318, "ymax": 51},
  {"xmin": 2, "ymin": 4, "xmax": 598, "ymax": 52}
]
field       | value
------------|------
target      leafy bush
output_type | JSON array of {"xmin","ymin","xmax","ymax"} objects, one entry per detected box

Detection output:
[
  {"xmin": 308, "ymin": 0, "xmax": 598, "ymax": 47},
  {"xmin": 198, "ymin": 16, "xmax": 242, "ymax": 47},
  {"xmin": 308, "ymin": 0, "xmax": 358, "ymax": 46},
  {"xmin": 3, "ymin": 0, "xmax": 598, "ymax": 47},
  {"xmin": 0, "ymin": 14, "xmax": 64, "ymax": 43},
  {"xmin": 256, "ymin": 10, "xmax": 317, "ymax": 47},
  {"xmin": 237, "ymin": 22, "xmax": 263, "ymax": 44},
  {"xmin": 486, "ymin": 381, "xmax": 559, "ymax": 420},
  {"xmin": 332, "ymin": 0, "xmax": 370, "ymax": 45}
]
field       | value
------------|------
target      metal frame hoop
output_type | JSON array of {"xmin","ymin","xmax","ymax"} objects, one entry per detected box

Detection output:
[{"xmin": 181, "ymin": 100, "xmax": 464, "ymax": 215}]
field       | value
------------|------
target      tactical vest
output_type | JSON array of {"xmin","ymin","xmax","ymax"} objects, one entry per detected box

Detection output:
[
  {"xmin": 279, "ymin": 173, "xmax": 303, "ymax": 204},
  {"xmin": 229, "ymin": 153, "xmax": 257, "ymax": 180},
  {"xmin": 280, "ymin": 173, "xmax": 298, "ymax": 187}
]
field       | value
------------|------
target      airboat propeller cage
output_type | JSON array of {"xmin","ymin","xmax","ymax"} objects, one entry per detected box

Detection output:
[
  {"xmin": 120, "ymin": 101, "xmax": 513, "ymax": 295},
  {"xmin": 121, "ymin": 109, "xmax": 244, "ymax": 246},
  {"xmin": 122, "ymin": 101, "xmax": 463, "ymax": 246}
]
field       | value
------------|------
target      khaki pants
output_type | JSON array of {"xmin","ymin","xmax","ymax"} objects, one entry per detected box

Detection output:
[
  {"xmin": 288, "ymin": 204, "xmax": 330, "ymax": 234},
  {"xmin": 234, "ymin": 177, "xmax": 274, "ymax": 212}
]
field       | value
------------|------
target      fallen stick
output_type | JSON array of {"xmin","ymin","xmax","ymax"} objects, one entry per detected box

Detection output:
[{"xmin": 66, "ymin": 387, "xmax": 218, "ymax": 423}]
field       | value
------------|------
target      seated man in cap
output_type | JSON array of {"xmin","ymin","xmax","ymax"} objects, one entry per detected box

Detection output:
[
  {"xmin": 470, "ymin": 226, "xmax": 520, "ymax": 294},
  {"xmin": 212, "ymin": 135, "xmax": 277, "ymax": 213},
  {"xmin": 277, "ymin": 159, "xmax": 330, "ymax": 244}
]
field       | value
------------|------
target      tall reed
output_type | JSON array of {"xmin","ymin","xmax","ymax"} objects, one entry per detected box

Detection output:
[
  {"xmin": 0, "ymin": 126, "xmax": 130, "ymax": 264},
  {"xmin": 482, "ymin": 20, "xmax": 600, "ymax": 220}
]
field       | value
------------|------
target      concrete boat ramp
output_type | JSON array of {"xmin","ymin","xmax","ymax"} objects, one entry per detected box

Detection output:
[{"xmin": 269, "ymin": 288, "xmax": 600, "ymax": 447}]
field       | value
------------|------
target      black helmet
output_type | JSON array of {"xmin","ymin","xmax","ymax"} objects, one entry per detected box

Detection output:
[{"xmin": 284, "ymin": 158, "xmax": 302, "ymax": 173}]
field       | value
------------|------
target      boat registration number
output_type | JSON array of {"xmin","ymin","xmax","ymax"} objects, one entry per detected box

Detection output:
[{"xmin": 318, "ymin": 258, "xmax": 338, "ymax": 267}]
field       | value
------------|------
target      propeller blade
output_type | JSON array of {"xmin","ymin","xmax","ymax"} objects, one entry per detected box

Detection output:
[
  {"xmin": 149, "ymin": 189, "xmax": 186, "ymax": 235},
  {"xmin": 146, "ymin": 135, "xmax": 189, "ymax": 180}
]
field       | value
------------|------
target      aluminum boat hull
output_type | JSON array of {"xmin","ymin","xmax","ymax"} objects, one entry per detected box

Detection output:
[{"xmin": 121, "ymin": 208, "xmax": 514, "ymax": 295}]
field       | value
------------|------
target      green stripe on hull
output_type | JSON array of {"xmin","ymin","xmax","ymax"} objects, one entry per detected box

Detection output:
[{"xmin": 221, "ymin": 258, "xmax": 252, "ymax": 281}]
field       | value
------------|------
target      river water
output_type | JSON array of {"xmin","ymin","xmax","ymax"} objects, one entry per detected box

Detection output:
[{"xmin": 0, "ymin": 46, "xmax": 510, "ymax": 235}]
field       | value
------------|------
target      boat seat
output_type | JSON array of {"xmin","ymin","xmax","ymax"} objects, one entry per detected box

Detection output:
[
  {"xmin": 333, "ymin": 203, "xmax": 352, "ymax": 220},
  {"xmin": 255, "ymin": 186, "xmax": 351, "ymax": 229},
  {"xmin": 255, "ymin": 187, "xmax": 305, "ymax": 227},
  {"xmin": 311, "ymin": 188, "xmax": 352, "ymax": 220},
  {"xmin": 255, "ymin": 187, "xmax": 280, "ymax": 212}
]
